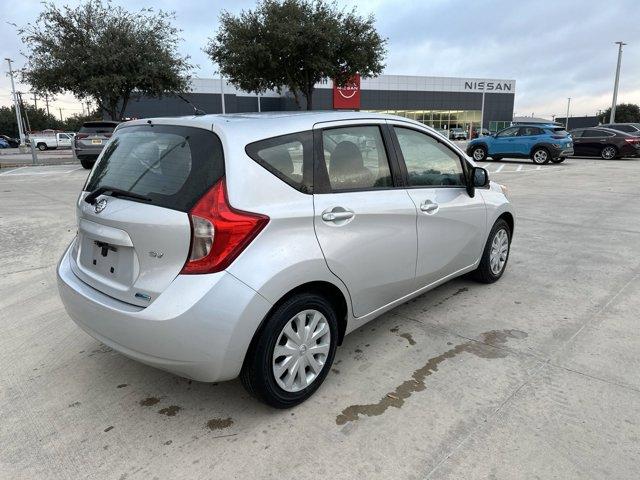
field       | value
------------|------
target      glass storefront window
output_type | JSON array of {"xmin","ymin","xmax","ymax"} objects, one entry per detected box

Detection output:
[{"xmin": 367, "ymin": 109, "xmax": 509, "ymax": 135}]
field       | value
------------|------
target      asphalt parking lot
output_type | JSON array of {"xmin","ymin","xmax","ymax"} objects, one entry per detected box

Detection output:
[{"xmin": 1, "ymin": 157, "xmax": 639, "ymax": 479}]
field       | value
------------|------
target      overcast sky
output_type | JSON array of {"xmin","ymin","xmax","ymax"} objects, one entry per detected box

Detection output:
[{"xmin": 1, "ymin": 0, "xmax": 639, "ymax": 120}]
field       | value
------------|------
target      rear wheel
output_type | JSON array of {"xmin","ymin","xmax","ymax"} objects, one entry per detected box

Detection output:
[
  {"xmin": 80, "ymin": 158, "xmax": 94, "ymax": 169},
  {"xmin": 531, "ymin": 147, "xmax": 550, "ymax": 164},
  {"xmin": 472, "ymin": 219, "xmax": 511, "ymax": 283},
  {"xmin": 601, "ymin": 145, "xmax": 617, "ymax": 160},
  {"xmin": 37, "ymin": 143, "xmax": 47, "ymax": 151},
  {"xmin": 241, "ymin": 292, "xmax": 338, "ymax": 408},
  {"xmin": 551, "ymin": 157, "xmax": 566, "ymax": 163},
  {"xmin": 471, "ymin": 145, "xmax": 488, "ymax": 162}
]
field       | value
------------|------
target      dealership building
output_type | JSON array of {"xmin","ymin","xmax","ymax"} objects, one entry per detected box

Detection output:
[{"xmin": 123, "ymin": 74, "xmax": 516, "ymax": 132}]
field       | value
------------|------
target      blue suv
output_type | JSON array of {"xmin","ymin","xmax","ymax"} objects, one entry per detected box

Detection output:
[{"xmin": 466, "ymin": 124, "xmax": 574, "ymax": 164}]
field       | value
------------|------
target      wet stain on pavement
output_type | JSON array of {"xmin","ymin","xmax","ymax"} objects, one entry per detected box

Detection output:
[
  {"xmin": 68, "ymin": 401, "xmax": 81, "ymax": 408},
  {"xmin": 117, "ymin": 384, "xmax": 128, "ymax": 389},
  {"xmin": 206, "ymin": 417, "xmax": 234, "ymax": 430},
  {"xmin": 336, "ymin": 329, "xmax": 527, "ymax": 425},
  {"xmin": 104, "ymin": 426, "xmax": 114, "ymax": 432},
  {"xmin": 427, "ymin": 287, "xmax": 469, "ymax": 310},
  {"xmin": 139, "ymin": 397, "xmax": 160, "ymax": 407},
  {"xmin": 399, "ymin": 333, "xmax": 416, "ymax": 346},
  {"xmin": 158, "ymin": 405, "xmax": 182, "ymax": 417}
]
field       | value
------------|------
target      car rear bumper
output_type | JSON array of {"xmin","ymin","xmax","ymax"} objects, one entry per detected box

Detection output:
[
  {"xmin": 73, "ymin": 144, "xmax": 104, "ymax": 158},
  {"xmin": 556, "ymin": 147, "xmax": 574, "ymax": 157},
  {"xmin": 57, "ymin": 243, "xmax": 272, "ymax": 382}
]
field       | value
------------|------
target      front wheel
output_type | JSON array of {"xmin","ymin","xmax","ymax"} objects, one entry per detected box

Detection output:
[
  {"xmin": 37, "ymin": 143, "xmax": 48, "ymax": 151},
  {"xmin": 551, "ymin": 157, "xmax": 566, "ymax": 163},
  {"xmin": 601, "ymin": 145, "xmax": 617, "ymax": 160},
  {"xmin": 241, "ymin": 293, "xmax": 338, "ymax": 408},
  {"xmin": 531, "ymin": 148, "xmax": 550, "ymax": 164},
  {"xmin": 472, "ymin": 219, "xmax": 511, "ymax": 283},
  {"xmin": 471, "ymin": 145, "xmax": 488, "ymax": 162}
]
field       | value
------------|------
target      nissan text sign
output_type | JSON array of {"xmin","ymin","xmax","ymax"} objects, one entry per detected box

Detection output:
[{"xmin": 333, "ymin": 75, "xmax": 361, "ymax": 110}]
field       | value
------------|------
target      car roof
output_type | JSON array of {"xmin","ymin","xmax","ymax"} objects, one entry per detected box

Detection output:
[{"xmin": 119, "ymin": 111, "xmax": 430, "ymax": 143}]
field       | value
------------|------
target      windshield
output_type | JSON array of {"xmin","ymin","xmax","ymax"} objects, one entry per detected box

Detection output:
[{"xmin": 84, "ymin": 124, "xmax": 224, "ymax": 212}]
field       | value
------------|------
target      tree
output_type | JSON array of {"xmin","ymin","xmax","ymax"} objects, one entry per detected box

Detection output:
[
  {"xmin": 20, "ymin": 1, "xmax": 192, "ymax": 120},
  {"xmin": 0, "ymin": 105, "xmax": 62, "ymax": 137},
  {"xmin": 205, "ymin": 0, "xmax": 386, "ymax": 110},
  {"xmin": 61, "ymin": 110, "xmax": 102, "ymax": 132},
  {"xmin": 598, "ymin": 103, "xmax": 640, "ymax": 123}
]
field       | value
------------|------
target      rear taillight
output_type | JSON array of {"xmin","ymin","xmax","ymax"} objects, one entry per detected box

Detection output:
[
  {"xmin": 75, "ymin": 133, "xmax": 89, "ymax": 142},
  {"xmin": 624, "ymin": 137, "xmax": 640, "ymax": 144},
  {"xmin": 552, "ymin": 135, "xmax": 566, "ymax": 139},
  {"xmin": 181, "ymin": 178, "xmax": 269, "ymax": 274}
]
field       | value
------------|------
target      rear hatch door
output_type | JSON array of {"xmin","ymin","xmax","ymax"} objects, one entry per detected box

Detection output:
[{"xmin": 70, "ymin": 123, "xmax": 225, "ymax": 306}]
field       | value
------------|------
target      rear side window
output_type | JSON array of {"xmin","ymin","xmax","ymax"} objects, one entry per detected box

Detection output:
[
  {"xmin": 583, "ymin": 129, "xmax": 612, "ymax": 138},
  {"xmin": 496, "ymin": 127, "xmax": 519, "ymax": 137},
  {"xmin": 245, "ymin": 131, "xmax": 313, "ymax": 193},
  {"xmin": 547, "ymin": 127, "xmax": 569, "ymax": 137},
  {"xmin": 85, "ymin": 124, "xmax": 224, "ymax": 212},
  {"xmin": 611, "ymin": 125, "xmax": 635, "ymax": 133},
  {"xmin": 570, "ymin": 130, "xmax": 583, "ymax": 138},
  {"xmin": 518, "ymin": 127, "xmax": 543, "ymax": 136}
]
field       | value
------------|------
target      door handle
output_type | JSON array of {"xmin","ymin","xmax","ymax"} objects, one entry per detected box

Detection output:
[
  {"xmin": 322, "ymin": 208, "xmax": 354, "ymax": 222},
  {"xmin": 420, "ymin": 201, "xmax": 439, "ymax": 213}
]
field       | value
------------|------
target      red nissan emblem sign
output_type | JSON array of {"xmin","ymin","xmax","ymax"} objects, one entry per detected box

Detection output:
[{"xmin": 333, "ymin": 75, "xmax": 361, "ymax": 110}]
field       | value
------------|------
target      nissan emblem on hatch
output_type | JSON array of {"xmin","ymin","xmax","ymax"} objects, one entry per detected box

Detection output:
[{"xmin": 94, "ymin": 198, "xmax": 108, "ymax": 214}]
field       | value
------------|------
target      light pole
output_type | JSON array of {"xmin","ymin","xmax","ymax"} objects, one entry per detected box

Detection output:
[
  {"xmin": 565, "ymin": 97, "xmax": 571, "ymax": 129},
  {"xmin": 5, "ymin": 58, "xmax": 25, "ymax": 146},
  {"xmin": 609, "ymin": 41, "xmax": 626, "ymax": 123},
  {"xmin": 219, "ymin": 75, "xmax": 226, "ymax": 114}
]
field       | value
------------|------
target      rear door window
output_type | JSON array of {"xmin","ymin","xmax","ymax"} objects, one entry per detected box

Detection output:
[
  {"xmin": 583, "ymin": 129, "xmax": 612, "ymax": 138},
  {"xmin": 85, "ymin": 124, "xmax": 224, "ymax": 212},
  {"xmin": 245, "ymin": 131, "xmax": 313, "ymax": 193},
  {"xmin": 321, "ymin": 125, "xmax": 393, "ymax": 191}
]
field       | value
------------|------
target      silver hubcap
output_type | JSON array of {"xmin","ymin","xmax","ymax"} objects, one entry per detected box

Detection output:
[
  {"xmin": 489, "ymin": 228, "xmax": 509, "ymax": 275},
  {"xmin": 602, "ymin": 147, "xmax": 615, "ymax": 159},
  {"xmin": 533, "ymin": 150, "xmax": 548, "ymax": 163},
  {"xmin": 272, "ymin": 309, "xmax": 331, "ymax": 393},
  {"xmin": 473, "ymin": 148, "xmax": 485, "ymax": 160}
]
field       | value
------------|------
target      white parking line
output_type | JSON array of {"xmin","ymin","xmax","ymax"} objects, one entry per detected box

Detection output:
[
  {"xmin": 516, "ymin": 165, "xmax": 523, "ymax": 172},
  {"xmin": 495, "ymin": 164, "xmax": 505, "ymax": 173},
  {"xmin": 0, "ymin": 166, "xmax": 82, "ymax": 177}
]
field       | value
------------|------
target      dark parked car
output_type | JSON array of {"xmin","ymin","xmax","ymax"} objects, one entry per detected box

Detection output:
[
  {"xmin": 0, "ymin": 134, "xmax": 20, "ymax": 148},
  {"xmin": 73, "ymin": 121, "xmax": 120, "ymax": 169},
  {"xmin": 570, "ymin": 127, "xmax": 640, "ymax": 159},
  {"xmin": 599, "ymin": 123, "xmax": 640, "ymax": 135}
]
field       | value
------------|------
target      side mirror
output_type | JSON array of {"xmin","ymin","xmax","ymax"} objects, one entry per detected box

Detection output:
[
  {"xmin": 473, "ymin": 167, "xmax": 489, "ymax": 187},
  {"xmin": 467, "ymin": 166, "xmax": 489, "ymax": 197}
]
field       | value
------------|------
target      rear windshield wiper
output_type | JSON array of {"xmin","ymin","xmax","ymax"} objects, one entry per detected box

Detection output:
[{"xmin": 84, "ymin": 186, "xmax": 151, "ymax": 205}]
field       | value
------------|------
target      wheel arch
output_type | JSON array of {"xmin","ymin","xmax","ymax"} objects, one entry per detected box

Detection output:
[
  {"xmin": 241, "ymin": 280, "xmax": 350, "ymax": 372},
  {"xmin": 497, "ymin": 211, "xmax": 515, "ymax": 237},
  {"xmin": 529, "ymin": 143, "xmax": 551, "ymax": 156}
]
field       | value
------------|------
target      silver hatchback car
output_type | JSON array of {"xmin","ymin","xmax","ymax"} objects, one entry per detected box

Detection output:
[{"xmin": 57, "ymin": 112, "xmax": 514, "ymax": 407}]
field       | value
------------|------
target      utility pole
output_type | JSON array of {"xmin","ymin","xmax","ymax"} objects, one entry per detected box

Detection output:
[
  {"xmin": 18, "ymin": 92, "xmax": 31, "ymax": 132},
  {"xmin": 565, "ymin": 98, "xmax": 571, "ymax": 129},
  {"xmin": 59, "ymin": 107, "xmax": 63, "ymax": 122},
  {"xmin": 44, "ymin": 93, "xmax": 50, "ymax": 116},
  {"xmin": 610, "ymin": 41, "xmax": 626, "ymax": 123},
  {"xmin": 31, "ymin": 91, "xmax": 38, "ymax": 109},
  {"xmin": 257, "ymin": 93, "xmax": 261, "ymax": 113},
  {"xmin": 219, "ymin": 76, "xmax": 226, "ymax": 114},
  {"xmin": 5, "ymin": 58, "xmax": 25, "ymax": 146}
]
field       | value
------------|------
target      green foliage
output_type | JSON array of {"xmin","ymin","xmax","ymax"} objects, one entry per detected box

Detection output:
[
  {"xmin": 20, "ymin": 0, "xmax": 192, "ymax": 120},
  {"xmin": 598, "ymin": 104, "xmax": 640, "ymax": 123},
  {"xmin": 0, "ymin": 105, "xmax": 61, "ymax": 137},
  {"xmin": 205, "ymin": 0, "xmax": 386, "ymax": 110}
]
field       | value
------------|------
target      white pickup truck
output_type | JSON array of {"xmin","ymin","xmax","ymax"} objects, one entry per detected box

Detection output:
[{"xmin": 28, "ymin": 132, "xmax": 74, "ymax": 151}]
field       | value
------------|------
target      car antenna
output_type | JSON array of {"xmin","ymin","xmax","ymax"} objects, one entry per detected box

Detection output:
[{"xmin": 174, "ymin": 93, "xmax": 206, "ymax": 116}]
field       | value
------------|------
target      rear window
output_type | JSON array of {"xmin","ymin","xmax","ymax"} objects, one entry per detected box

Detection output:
[
  {"xmin": 85, "ymin": 124, "xmax": 224, "ymax": 212},
  {"xmin": 79, "ymin": 122, "xmax": 119, "ymax": 134},
  {"xmin": 545, "ymin": 127, "xmax": 569, "ymax": 137}
]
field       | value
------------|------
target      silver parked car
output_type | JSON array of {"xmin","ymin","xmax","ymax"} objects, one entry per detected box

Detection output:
[
  {"xmin": 57, "ymin": 112, "xmax": 515, "ymax": 407},
  {"xmin": 73, "ymin": 120, "xmax": 120, "ymax": 169}
]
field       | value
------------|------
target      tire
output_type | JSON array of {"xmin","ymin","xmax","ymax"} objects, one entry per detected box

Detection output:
[
  {"xmin": 472, "ymin": 219, "xmax": 511, "ymax": 284},
  {"xmin": 491, "ymin": 155, "xmax": 502, "ymax": 161},
  {"xmin": 600, "ymin": 145, "xmax": 617, "ymax": 160},
  {"xmin": 551, "ymin": 157, "xmax": 566, "ymax": 163},
  {"xmin": 37, "ymin": 143, "xmax": 47, "ymax": 151},
  {"xmin": 471, "ymin": 145, "xmax": 488, "ymax": 162},
  {"xmin": 531, "ymin": 147, "xmax": 550, "ymax": 164},
  {"xmin": 240, "ymin": 292, "xmax": 338, "ymax": 408},
  {"xmin": 80, "ymin": 158, "xmax": 94, "ymax": 169}
]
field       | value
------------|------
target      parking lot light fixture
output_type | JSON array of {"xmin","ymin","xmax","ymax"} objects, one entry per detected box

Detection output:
[
  {"xmin": 565, "ymin": 98, "xmax": 571, "ymax": 129},
  {"xmin": 610, "ymin": 41, "xmax": 627, "ymax": 123}
]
